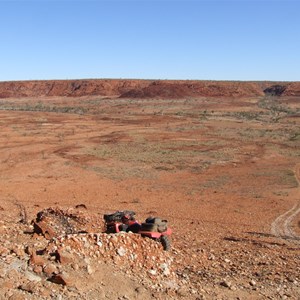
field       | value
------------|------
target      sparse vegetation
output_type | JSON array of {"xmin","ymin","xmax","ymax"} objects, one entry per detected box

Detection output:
[
  {"xmin": 86, "ymin": 140, "xmax": 212, "ymax": 173},
  {"xmin": 0, "ymin": 103, "xmax": 87, "ymax": 115},
  {"xmin": 1, "ymin": 82, "xmax": 300, "ymax": 300},
  {"xmin": 258, "ymin": 96, "xmax": 300, "ymax": 122}
]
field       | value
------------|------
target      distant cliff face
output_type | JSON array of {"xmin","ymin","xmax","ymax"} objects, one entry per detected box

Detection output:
[
  {"xmin": 0, "ymin": 79, "xmax": 299, "ymax": 99},
  {"xmin": 0, "ymin": 79, "xmax": 149, "ymax": 98}
]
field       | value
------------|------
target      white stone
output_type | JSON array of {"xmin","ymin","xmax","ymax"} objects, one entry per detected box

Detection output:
[
  {"xmin": 117, "ymin": 247, "xmax": 126, "ymax": 257},
  {"xmin": 24, "ymin": 271, "xmax": 42, "ymax": 282},
  {"xmin": 149, "ymin": 269, "xmax": 157, "ymax": 276}
]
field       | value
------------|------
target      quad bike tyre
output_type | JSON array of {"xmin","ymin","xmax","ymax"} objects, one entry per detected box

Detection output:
[{"xmin": 160, "ymin": 235, "xmax": 171, "ymax": 251}]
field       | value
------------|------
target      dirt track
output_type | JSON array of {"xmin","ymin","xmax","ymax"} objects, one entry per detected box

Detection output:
[
  {"xmin": 0, "ymin": 85, "xmax": 300, "ymax": 299},
  {"xmin": 271, "ymin": 164, "xmax": 300, "ymax": 244}
]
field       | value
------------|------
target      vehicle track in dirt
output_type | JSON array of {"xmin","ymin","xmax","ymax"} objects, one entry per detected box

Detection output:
[{"xmin": 271, "ymin": 164, "xmax": 300, "ymax": 245}]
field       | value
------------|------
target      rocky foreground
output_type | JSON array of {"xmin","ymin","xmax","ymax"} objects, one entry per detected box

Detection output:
[
  {"xmin": 0, "ymin": 206, "xmax": 299, "ymax": 300},
  {"xmin": 0, "ymin": 207, "xmax": 179, "ymax": 300}
]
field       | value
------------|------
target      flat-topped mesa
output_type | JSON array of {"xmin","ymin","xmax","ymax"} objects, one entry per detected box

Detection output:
[{"xmin": 0, "ymin": 79, "xmax": 299, "ymax": 99}]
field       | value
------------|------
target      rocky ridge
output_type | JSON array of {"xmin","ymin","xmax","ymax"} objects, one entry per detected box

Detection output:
[
  {"xmin": 0, "ymin": 79, "xmax": 299, "ymax": 99},
  {"xmin": 0, "ymin": 207, "xmax": 180, "ymax": 300},
  {"xmin": 1, "ymin": 206, "xmax": 299, "ymax": 299}
]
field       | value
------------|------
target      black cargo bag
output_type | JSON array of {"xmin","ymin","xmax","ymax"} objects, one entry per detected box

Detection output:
[
  {"xmin": 104, "ymin": 210, "xmax": 136, "ymax": 223},
  {"xmin": 141, "ymin": 217, "xmax": 168, "ymax": 233}
]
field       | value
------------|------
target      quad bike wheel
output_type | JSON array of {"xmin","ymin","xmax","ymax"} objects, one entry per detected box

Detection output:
[{"xmin": 160, "ymin": 235, "xmax": 171, "ymax": 251}]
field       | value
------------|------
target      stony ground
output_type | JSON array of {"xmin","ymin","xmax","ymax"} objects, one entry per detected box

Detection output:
[{"xmin": 0, "ymin": 94, "xmax": 300, "ymax": 299}]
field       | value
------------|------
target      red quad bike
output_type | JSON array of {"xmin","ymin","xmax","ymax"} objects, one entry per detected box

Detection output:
[{"xmin": 103, "ymin": 211, "xmax": 172, "ymax": 251}]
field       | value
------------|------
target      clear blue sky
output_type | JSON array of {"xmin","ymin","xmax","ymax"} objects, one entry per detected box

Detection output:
[{"xmin": 0, "ymin": 0, "xmax": 299, "ymax": 81}]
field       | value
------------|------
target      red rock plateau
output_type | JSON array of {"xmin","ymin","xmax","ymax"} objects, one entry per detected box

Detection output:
[
  {"xmin": 0, "ymin": 79, "xmax": 299, "ymax": 299},
  {"xmin": 1, "ymin": 79, "xmax": 300, "ymax": 99}
]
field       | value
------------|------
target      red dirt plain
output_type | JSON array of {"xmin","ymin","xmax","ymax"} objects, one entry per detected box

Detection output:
[{"xmin": 0, "ymin": 79, "xmax": 300, "ymax": 299}]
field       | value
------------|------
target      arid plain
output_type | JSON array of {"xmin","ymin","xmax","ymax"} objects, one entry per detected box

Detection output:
[{"xmin": 0, "ymin": 80, "xmax": 299, "ymax": 299}]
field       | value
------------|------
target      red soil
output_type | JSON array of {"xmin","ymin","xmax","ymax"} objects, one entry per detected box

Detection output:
[{"xmin": 0, "ymin": 79, "xmax": 299, "ymax": 299}]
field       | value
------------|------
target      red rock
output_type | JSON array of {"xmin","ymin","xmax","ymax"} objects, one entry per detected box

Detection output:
[
  {"xmin": 1, "ymin": 280, "xmax": 14, "ymax": 289},
  {"xmin": 1, "ymin": 79, "xmax": 299, "ymax": 99},
  {"xmin": 43, "ymin": 263, "xmax": 58, "ymax": 276},
  {"xmin": 30, "ymin": 252, "xmax": 46, "ymax": 266},
  {"xmin": 19, "ymin": 282, "xmax": 36, "ymax": 293},
  {"xmin": 11, "ymin": 246, "xmax": 25, "ymax": 258},
  {"xmin": 50, "ymin": 272, "xmax": 73, "ymax": 286},
  {"xmin": 33, "ymin": 219, "xmax": 55, "ymax": 239},
  {"xmin": 0, "ymin": 247, "xmax": 9, "ymax": 257},
  {"xmin": 33, "ymin": 265, "xmax": 43, "ymax": 274},
  {"xmin": 8, "ymin": 293, "xmax": 26, "ymax": 300},
  {"xmin": 39, "ymin": 288, "xmax": 51, "ymax": 298},
  {"xmin": 56, "ymin": 249, "xmax": 74, "ymax": 265}
]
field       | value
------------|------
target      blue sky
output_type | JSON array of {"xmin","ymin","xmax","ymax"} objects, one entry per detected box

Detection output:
[{"xmin": 0, "ymin": 0, "xmax": 299, "ymax": 81}]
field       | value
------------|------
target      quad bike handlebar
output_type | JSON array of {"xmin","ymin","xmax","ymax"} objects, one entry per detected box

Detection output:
[{"xmin": 103, "ymin": 210, "xmax": 136, "ymax": 223}]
